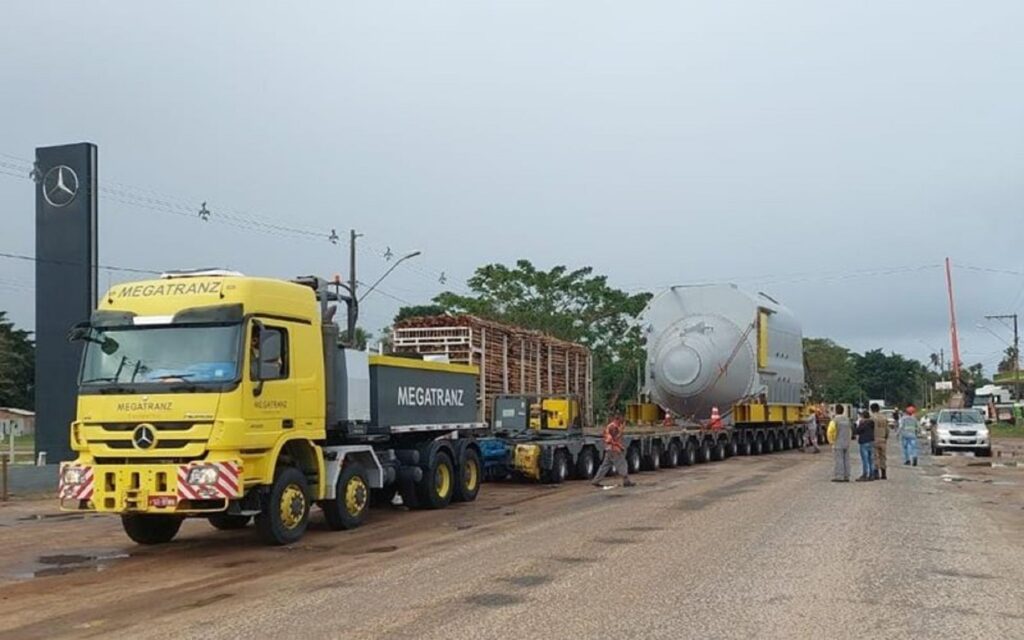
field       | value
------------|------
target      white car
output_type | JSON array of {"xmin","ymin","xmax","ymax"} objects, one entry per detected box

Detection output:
[{"xmin": 930, "ymin": 409, "xmax": 991, "ymax": 457}]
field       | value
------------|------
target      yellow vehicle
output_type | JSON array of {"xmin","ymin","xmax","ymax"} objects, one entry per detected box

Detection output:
[{"xmin": 58, "ymin": 270, "xmax": 485, "ymax": 545}]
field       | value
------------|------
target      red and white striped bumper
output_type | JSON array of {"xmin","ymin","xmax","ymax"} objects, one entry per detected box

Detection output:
[
  {"xmin": 176, "ymin": 462, "xmax": 242, "ymax": 501},
  {"xmin": 58, "ymin": 464, "xmax": 94, "ymax": 501}
]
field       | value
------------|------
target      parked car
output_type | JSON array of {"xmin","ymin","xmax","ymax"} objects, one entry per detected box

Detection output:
[
  {"xmin": 930, "ymin": 409, "xmax": 991, "ymax": 457},
  {"xmin": 881, "ymin": 409, "xmax": 896, "ymax": 430}
]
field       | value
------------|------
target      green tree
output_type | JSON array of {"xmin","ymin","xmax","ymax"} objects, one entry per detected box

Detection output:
[
  {"xmin": 432, "ymin": 260, "xmax": 651, "ymax": 413},
  {"xmin": 803, "ymin": 338, "xmax": 862, "ymax": 403},
  {"xmin": 853, "ymin": 349, "xmax": 924, "ymax": 407},
  {"xmin": 0, "ymin": 311, "xmax": 34, "ymax": 409}
]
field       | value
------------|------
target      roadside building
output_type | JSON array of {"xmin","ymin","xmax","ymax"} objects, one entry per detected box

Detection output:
[{"xmin": 0, "ymin": 407, "xmax": 35, "ymax": 438}]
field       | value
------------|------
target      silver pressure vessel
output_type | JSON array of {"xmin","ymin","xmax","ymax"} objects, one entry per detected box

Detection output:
[{"xmin": 640, "ymin": 284, "xmax": 804, "ymax": 420}]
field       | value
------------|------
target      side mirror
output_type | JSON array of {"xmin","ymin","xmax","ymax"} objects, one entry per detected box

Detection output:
[
  {"xmin": 67, "ymin": 323, "xmax": 91, "ymax": 343},
  {"xmin": 251, "ymin": 320, "xmax": 265, "ymax": 397}
]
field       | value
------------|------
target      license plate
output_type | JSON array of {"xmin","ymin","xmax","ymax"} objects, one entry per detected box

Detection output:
[{"xmin": 149, "ymin": 496, "xmax": 178, "ymax": 508}]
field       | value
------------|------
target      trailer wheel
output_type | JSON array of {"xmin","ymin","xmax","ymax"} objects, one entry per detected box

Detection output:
[
  {"xmin": 662, "ymin": 442, "xmax": 680, "ymax": 469},
  {"xmin": 416, "ymin": 451, "xmax": 455, "ymax": 509},
  {"xmin": 697, "ymin": 439, "xmax": 712, "ymax": 463},
  {"xmin": 741, "ymin": 437, "xmax": 752, "ymax": 456},
  {"xmin": 545, "ymin": 449, "xmax": 570, "ymax": 484},
  {"xmin": 712, "ymin": 440, "xmax": 726, "ymax": 461},
  {"xmin": 322, "ymin": 464, "xmax": 370, "ymax": 531},
  {"xmin": 627, "ymin": 446, "xmax": 642, "ymax": 474},
  {"xmin": 753, "ymin": 435, "xmax": 764, "ymax": 455},
  {"xmin": 728, "ymin": 439, "xmax": 738, "ymax": 457},
  {"xmin": 682, "ymin": 441, "xmax": 697, "ymax": 466},
  {"xmin": 453, "ymin": 447, "xmax": 483, "ymax": 502},
  {"xmin": 121, "ymin": 514, "xmax": 183, "ymax": 545},
  {"xmin": 208, "ymin": 513, "xmax": 251, "ymax": 530},
  {"xmin": 642, "ymin": 445, "xmax": 662, "ymax": 472},
  {"xmin": 575, "ymin": 448, "xmax": 597, "ymax": 479},
  {"xmin": 256, "ymin": 466, "xmax": 311, "ymax": 545}
]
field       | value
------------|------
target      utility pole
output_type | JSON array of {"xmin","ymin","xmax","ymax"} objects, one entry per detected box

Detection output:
[
  {"xmin": 945, "ymin": 258, "xmax": 963, "ymax": 407},
  {"xmin": 347, "ymin": 229, "xmax": 363, "ymax": 346},
  {"xmin": 984, "ymin": 313, "xmax": 1020, "ymax": 401}
]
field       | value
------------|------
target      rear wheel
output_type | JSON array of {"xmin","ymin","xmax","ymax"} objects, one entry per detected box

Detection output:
[
  {"xmin": 627, "ymin": 446, "xmax": 642, "ymax": 474},
  {"xmin": 662, "ymin": 442, "xmax": 680, "ymax": 469},
  {"xmin": 753, "ymin": 435, "xmax": 764, "ymax": 455},
  {"xmin": 741, "ymin": 437, "xmax": 753, "ymax": 456},
  {"xmin": 322, "ymin": 464, "xmax": 370, "ymax": 531},
  {"xmin": 682, "ymin": 441, "xmax": 697, "ymax": 466},
  {"xmin": 575, "ymin": 448, "xmax": 597, "ymax": 479},
  {"xmin": 122, "ymin": 514, "xmax": 183, "ymax": 545},
  {"xmin": 453, "ymin": 447, "xmax": 482, "ymax": 502},
  {"xmin": 642, "ymin": 446, "xmax": 662, "ymax": 472},
  {"xmin": 416, "ymin": 451, "xmax": 455, "ymax": 509},
  {"xmin": 698, "ymin": 439, "xmax": 712, "ymax": 463},
  {"xmin": 545, "ymin": 449, "xmax": 570, "ymax": 484},
  {"xmin": 256, "ymin": 467, "xmax": 311, "ymax": 545},
  {"xmin": 208, "ymin": 513, "xmax": 251, "ymax": 531},
  {"xmin": 713, "ymin": 441, "xmax": 727, "ymax": 461}
]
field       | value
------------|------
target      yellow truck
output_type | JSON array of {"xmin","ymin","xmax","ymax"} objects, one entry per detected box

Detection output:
[{"xmin": 58, "ymin": 270, "xmax": 485, "ymax": 545}]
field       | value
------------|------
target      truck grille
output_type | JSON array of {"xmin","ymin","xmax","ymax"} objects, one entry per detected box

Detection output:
[
  {"xmin": 98, "ymin": 422, "xmax": 194, "ymax": 432},
  {"xmin": 950, "ymin": 430, "xmax": 977, "ymax": 436},
  {"xmin": 99, "ymin": 440, "xmax": 196, "ymax": 450}
]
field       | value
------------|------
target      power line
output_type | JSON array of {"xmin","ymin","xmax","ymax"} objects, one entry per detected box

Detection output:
[{"xmin": 0, "ymin": 250, "xmax": 161, "ymax": 275}]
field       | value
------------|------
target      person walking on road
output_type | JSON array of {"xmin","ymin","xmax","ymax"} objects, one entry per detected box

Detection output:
[
  {"xmin": 828, "ymin": 404, "xmax": 853, "ymax": 482},
  {"xmin": 592, "ymin": 415, "xmax": 635, "ymax": 488},
  {"xmin": 898, "ymin": 405, "xmax": 920, "ymax": 466},
  {"xmin": 855, "ymin": 410, "xmax": 876, "ymax": 482},
  {"xmin": 870, "ymin": 402, "xmax": 889, "ymax": 480},
  {"xmin": 804, "ymin": 410, "xmax": 821, "ymax": 453}
]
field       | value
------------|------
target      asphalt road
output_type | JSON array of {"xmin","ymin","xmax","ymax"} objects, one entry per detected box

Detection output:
[{"xmin": 2, "ymin": 443, "xmax": 1023, "ymax": 639}]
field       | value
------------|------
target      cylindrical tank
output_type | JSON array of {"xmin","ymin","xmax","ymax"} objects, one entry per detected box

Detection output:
[{"xmin": 640, "ymin": 284, "xmax": 804, "ymax": 420}]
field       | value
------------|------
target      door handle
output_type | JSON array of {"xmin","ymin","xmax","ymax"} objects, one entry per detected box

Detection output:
[{"xmin": 283, "ymin": 419, "xmax": 294, "ymax": 429}]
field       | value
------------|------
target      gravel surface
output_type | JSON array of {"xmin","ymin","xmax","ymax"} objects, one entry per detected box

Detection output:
[{"xmin": 2, "ymin": 442, "xmax": 1023, "ymax": 639}]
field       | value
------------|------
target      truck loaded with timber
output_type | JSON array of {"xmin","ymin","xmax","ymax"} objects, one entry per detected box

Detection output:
[
  {"xmin": 393, "ymin": 287, "xmax": 809, "ymax": 484},
  {"xmin": 58, "ymin": 270, "xmax": 486, "ymax": 546}
]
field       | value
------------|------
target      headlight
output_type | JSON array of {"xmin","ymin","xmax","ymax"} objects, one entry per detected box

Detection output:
[
  {"xmin": 187, "ymin": 465, "xmax": 219, "ymax": 486},
  {"xmin": 976, "ymin": 429, "xmax": 989, "ymax": 439},
  {"xmin": 936, "ymin": 429, "xmax": 950, "ymax": 438},
  {"xmin": 61, "ymin": 466, "xmax": 84, "ymax": 485}
]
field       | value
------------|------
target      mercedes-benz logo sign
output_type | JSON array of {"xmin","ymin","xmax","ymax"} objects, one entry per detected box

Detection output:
[
  {"xmin": 132, "ymin": 424, "xmax": 156, "ymax": 450},
  {"xmin": 41, "ymin": 165, "xmax": 79, "ymax": 208}
]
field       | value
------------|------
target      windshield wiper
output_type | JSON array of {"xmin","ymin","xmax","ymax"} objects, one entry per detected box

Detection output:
[{"xmin": 81, "ymin": 376, "xmax": 118, "ymax": 384}]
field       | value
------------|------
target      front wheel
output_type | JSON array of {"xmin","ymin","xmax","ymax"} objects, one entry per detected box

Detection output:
[
  {"xmin": 545, "ymin": 449, "xmax": 570, "ymax": 484},
  {"xmin": 322, "ymin": 464, "xmax": 370, "ymax": 531},
  {"xmin": 122, "ymin": 514, "xmax": 183, "ymax": 545},
  {"xmin": 256, "ymin": 466, "xmax": 311, "ymax": 545}
]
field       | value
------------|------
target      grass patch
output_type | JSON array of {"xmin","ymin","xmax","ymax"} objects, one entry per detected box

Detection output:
[
  {"xmin": 990, "ymin": 423, "xmax": 1024, "ymax": 438},
  {"xmin": 4, "ymin": 434, "xmax": 35, "ymax": 449}
]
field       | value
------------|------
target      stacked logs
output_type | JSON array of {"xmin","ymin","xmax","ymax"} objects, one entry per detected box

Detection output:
[{"xmin": 391, "ymin": 315, "xmax": 592, "ymax": 423}]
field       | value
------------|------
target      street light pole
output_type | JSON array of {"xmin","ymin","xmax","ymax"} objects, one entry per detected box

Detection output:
[{"xmin": 359, "ymin": 251, "xmax": 422, "ymax": 303}]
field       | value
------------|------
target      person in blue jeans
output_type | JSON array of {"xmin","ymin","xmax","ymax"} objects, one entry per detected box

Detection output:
[
  {"xmin": 855, "ymin": 410, "xmax": 875, "ymax": 482},
  {"xmin": 898, "ymin": 405, "xmax": 920, "ymax": 466}
]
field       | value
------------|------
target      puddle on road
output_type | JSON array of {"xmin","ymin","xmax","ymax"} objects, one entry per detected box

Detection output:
[{"xmin": 8, "ymin": 548, "xmax": 130, "ymax": 580}]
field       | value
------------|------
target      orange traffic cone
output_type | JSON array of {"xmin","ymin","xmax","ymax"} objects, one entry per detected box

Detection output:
[{"xmin": 710, "ymin": 406, "xmax": 723, "ymax": 429}]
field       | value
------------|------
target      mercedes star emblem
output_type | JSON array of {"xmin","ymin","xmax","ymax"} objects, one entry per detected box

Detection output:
[
  {"xmin": 41, "ymin": 165, "xmax": 79, "ymax": 208},
  {"xmin": 132, "ymin": 424, "xmax": 156, "ymax": 450}
]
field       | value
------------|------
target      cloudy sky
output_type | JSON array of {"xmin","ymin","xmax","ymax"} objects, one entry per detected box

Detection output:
[{"xmin": 2, "ymin": 1, "xmax": 1022, "ymax": 374}]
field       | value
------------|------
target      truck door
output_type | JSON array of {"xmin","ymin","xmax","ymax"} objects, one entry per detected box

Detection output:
[{"xmin": 243, "ymin": 321, "xmax": 298, "ymax": 440}]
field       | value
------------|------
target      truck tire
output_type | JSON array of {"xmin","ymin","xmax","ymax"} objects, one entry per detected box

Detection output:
[
  {"xmin": 662, "ymin": 442, "xmax": 680, "ymax": 468},
  {"xmin": 627, "ymin": 446, "xmax": 642, "ymax": 474},
  {"xmin": 416, "ymin": 451, "xmax": 455, "ymax": 509},
  {"xmin": 121, "ymin": 514, "xmax": 183, "ymax": 545},
  {"xmin": 321, "ymin": 464, "xmax": 370, "ymax": 531},
  {"xmin": 256, "ymin": 467, "xmax": 311, "ymax": 546},
  {"xmin": 642, "ymin": 445, "xmax": 662, "ymax": 472},
  {"xmin": 453, "ymin": 447, "xmax": 483, "ymax": 502},
  {"xmin": 208, "ymin": 513, "xmax": 251, "ymax": 530},
  {"xmin": 682, "ymin": 441, "xmax": 697, "ymax": 466},
  {"xmin": 575, "ymin": 448, "xmax": 597, "ymax": 479},
  {"xmin": 697, "ymin": 439, "xmax": 712, "ymax": 463},
  {"xmin": 545, "ymin": 449, "xmax": 570, "ymax": 484},
  {"xmin": 728, "ymin": 439, "xmax": 738, "ymax": 457},
  {"xmin": 753, "ymin": 435, "xmax": 764, "ymax": 455},
  {"xmin": 741, "ymin": 437, "xmax": 753, "ymax": 456},
  {"xmin": 977, "ymin": 447, "xmax": 992, "ymax": 458},
  {"xmin": 712, "ymin": 440, "xmax": 726, "ymax": 461}
]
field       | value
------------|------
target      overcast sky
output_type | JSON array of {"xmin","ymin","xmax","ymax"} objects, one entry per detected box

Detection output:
[{"xmin": 2, "ymin": 1, "xmax": 1023, "ymax": 375}]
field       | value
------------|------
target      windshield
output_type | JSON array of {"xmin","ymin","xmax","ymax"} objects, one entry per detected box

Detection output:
[
  {"xmin": 937, "ymin": 410, "xmax": 984, "ymax": 425},
  {"xmin": 80, "ymin": 324, "xmax": 242, "ymax": 386}
]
